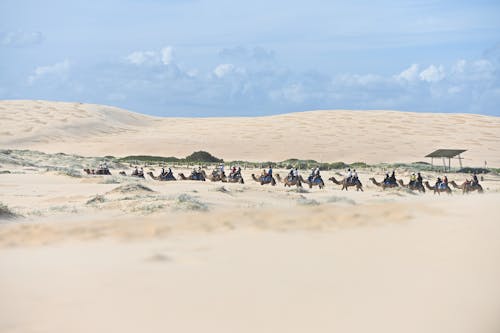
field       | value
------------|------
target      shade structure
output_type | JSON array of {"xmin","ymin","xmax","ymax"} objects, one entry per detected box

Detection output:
[
  {"xmin": 425, "ymin": 149, "xmax": 467, "ymax": 171},
  {"xmin": 425, "ymin": 149, "xmax": 467, "ymax": 158}
]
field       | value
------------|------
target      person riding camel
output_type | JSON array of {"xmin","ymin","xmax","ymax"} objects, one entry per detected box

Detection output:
[
  {"xmin": 390, "ymin": 171, "xmax": 396, "ymax": 184},
  {"xmin": 443, "ymin": 175, "xmax": 448, "ymax": 187},
  {"xmin": 417, "ymin": 172, "xmax": 423, "ymax": 185},
  {"xmin": 352, "ymin": 169, "xmax": 358, "ymax": 183},
  {"xmin": 267, "ymin": 166, "xmax": 273, "ymax": 179},
  {"xmin": 384, "ymin": 173, "xmax": 390, "ymax": 184},
  {"xmin": 308, "ymin": 168, "xmax": 315, "ymax": 182},
  {"xmin": 410, "ymin": 173, "xmax": 417, "ymax": 186},
  {"xmin": 132, "ymin": 166, "xmax": 139, "ymax": 176},
  {"xmin": 139, "ymin": 167, "xmax": 144, "ymax": 177},
  {"xmin": 313, "ymin": 167, "xmax": 320, "ymax": 182},
  {"xmin": 230, "ymin": 166, "xmax": 237, "ymax": 178},
  {"xmin": 233, "ymin": 167, "xmax": 241, "ymax": 179},
  {"xmin": 345, "ymin": 168, "xmax": 352, "ymax": 183},
  {"xmin": 293, "ymin": 168, "xmax": 299, "ymax": 180},
  {"xmin": 161, "ymin": 167, "xmax": 165, "ymax": 176},
  {"xmin": 472, "ymin": 173, "xmax": 479, "ymax": 186},
  {"xmin": 288, "ymin": 168, "xmax": 294, "ymax": 181},
  {"xmin": 435, "ymin": 177, "xmax": 442, "ymax": 189}
]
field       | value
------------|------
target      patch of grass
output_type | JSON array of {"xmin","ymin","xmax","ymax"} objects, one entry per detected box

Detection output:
[
  {"xmin": 287, "ymin": 187, "xmax": 309, "ymax": 193},
  {"xmin": 86, "ymin": 195, "xmax": 106, "ymax": 205},
  {"xmin": 0, "ymin": 202, "xmax": 19, "ymax": 219},
  {"xmin": 109, "ymin": 184, "xmax": 155, "ymax": 194},
  {"xmin": 132, "ymin": 203, "xmax": 166, "ymax": 214},
  {"xmin": 326, "ymin": 196, "xmax": 356, "ymax": 205},
  {"xmin": 58, "ymin": 168, "xmax": 83, "ymax": 178},
  {"xmin": 213, "ymin": 186, "xmax": 231, "ymax": 195},
  {"xmin": 175, "ymin": 194, "xmax": 208, "ymax": 211},
  {"xmin": 297, "ymin": 195, "xmax": 320, "ymax": 206}
]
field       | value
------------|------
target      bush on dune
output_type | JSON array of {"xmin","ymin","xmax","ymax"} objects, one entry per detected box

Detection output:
[{"xmin": 0, "ymin": 202, "xmax": 19, "ymax": 219}]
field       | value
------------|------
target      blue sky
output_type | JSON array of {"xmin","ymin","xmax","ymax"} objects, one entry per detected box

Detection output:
[{"xmin": 1, "ymin": 0, "xmax": 500, "ymax": 116}]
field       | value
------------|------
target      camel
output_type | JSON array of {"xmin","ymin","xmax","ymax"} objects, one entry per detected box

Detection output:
[
  {"xmin": 147, "ymin": 171, "xmax": 176, "ymax": 181},
  {"xmin": 369, "ymin": 177, "xmax": 398, "ymax": 190},
  {"xmin": 178, "ymin": 172, "xmax": 206, "ymax": 181},
  {"xmin": 424, "ymin": 181, "xmax": 452, "ymax": 195},
  {"xmin": 299, "ymin": 175, "xmax": 325, "ymax": 189},
  {"xmin": 329, "ymin": 176, "xmax": 363, "ymax": 191},
  {"xmin": 449, "ymin": 180, "xmax": 483, "ymax": 194},
  {"xmin": 83, "ymin": 168, "xmax": 111, "ymax": 175},
  {"xmin": 397, "ymin": 179, "xmax": 425, "ymax": 193},
  {"xmin": 205, "ymin": 170, "xmax": 225, "ymax": 182},
  {"xmin": 275, "ymin": 174, "xmax": 302, "ymax": 188},
  {"xmin": 222, "ymin": 173, "xmax": 245, "ymax": 184},
  {"xmin": 251, "ymin": 174, "xmax": 276, "ymax": 186}
]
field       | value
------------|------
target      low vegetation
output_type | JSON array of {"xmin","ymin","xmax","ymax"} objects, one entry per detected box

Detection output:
[
  {"xmin": 0, "ymin": 202, "xmax": 18, "ymax": 219},
  {"xmin": 0, "ymin": 149, "xmax": 496, "ymax": 174}
]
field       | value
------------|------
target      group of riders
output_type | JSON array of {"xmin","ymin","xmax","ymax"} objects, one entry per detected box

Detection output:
[
  {"xmin": 189, "ymin": 163, "xmax": 243, "ymax": 181},
  {"xmin": 93, "ymin": 161, "xmax": 482, "ymax": 191},
  {"xmin": 158, "ymin": 167, "xmax": 175, "ymax": 180}
]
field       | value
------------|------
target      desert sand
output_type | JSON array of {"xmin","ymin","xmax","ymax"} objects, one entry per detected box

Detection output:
[
  {"xmin": 1, "ymin": 100, "xmax": 499, "ymax": 166},
  {"xmin": 1, "ymin": 100, "xmax": 500, "ymax": 333}
]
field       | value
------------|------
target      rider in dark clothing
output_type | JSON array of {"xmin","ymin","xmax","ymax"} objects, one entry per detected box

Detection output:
[
  {"xmin": 390, "ymin": 171, "xmax": 396, "ymax": 184},
  {"xmin": 417, "ymin": 173, "xmax": 423, "ymax": 185},
  {"xmin": 435, "ymin": 177, "xmax": 442, "ymax": 188},
  {"xmin": 384, "ymin": 173, "xmax": 390, "ymax": 184},
  {"xmin": 472, "ymin": 173, "xmax": 479, "ymax": 185}
]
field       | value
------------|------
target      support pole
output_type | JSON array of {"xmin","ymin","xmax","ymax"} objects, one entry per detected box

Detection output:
[
  {"xmin": 442, "ymin": 157, "xmax": 447, "ymax": 172},
  {"xmin": 458, "ymin": 155, "xmax": 463, "ymax": 169},
  {"xmin": 448, "ymin": 157, "xmax": 451, "ymax": 172}
]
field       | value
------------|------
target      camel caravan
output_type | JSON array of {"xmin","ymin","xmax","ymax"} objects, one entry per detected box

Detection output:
[{"xmin": 82, "ymin": 161, "xmax": 485, "ymax": 195}]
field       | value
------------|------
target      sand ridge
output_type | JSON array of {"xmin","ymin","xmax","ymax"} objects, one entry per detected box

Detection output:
[{"xmin": 1, "ymin": 100, "xmax": 499, "ymax": 166}]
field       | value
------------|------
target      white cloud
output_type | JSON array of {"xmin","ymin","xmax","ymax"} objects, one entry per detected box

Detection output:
[
  {"xmin": 126, "ymin": 51, "xmax": 158, "ymax": 65},
  {"xmin": 213, "ymin": 64, "xmax": 235, "ymax": 78},
  {"xmin": 452, "ymin": 59, "xmax": 466, "ymax": 74},
  {"xmin": 395, "ymin": 64, "xmax": 419, "ymax": 82},
  {"xmin": 125, "ymin": 46, "xmax": 175, "ymax": 66},
  {"xmin": 161, "ymin": 46, "xmax": 174, "ymax": 65},
  {"xmin": 1, "ymin": 30, "xmax": 43, "ymax": 47},
  {"xmin": 419, "ymin": 64, "xmax": 445, "ymax": 82},
  {"xmin": 28, "ymin": 60, "xmax": 70, "ymax": 85}
]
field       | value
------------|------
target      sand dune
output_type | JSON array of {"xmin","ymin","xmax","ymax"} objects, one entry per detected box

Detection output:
[{"xmin": 1, "ymin": 100, "xmax": 499, "ymax": 166}]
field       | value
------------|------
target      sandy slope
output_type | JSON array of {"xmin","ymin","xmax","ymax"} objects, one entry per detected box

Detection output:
[{"xmin": 1, "ymin": 100, "xmax": 499, "ymax": 166}]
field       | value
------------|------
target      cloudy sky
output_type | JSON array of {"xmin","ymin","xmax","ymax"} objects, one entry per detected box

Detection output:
[{"xmin": 1, "ymin": 0, "xmax": 500, "ymax": 116}]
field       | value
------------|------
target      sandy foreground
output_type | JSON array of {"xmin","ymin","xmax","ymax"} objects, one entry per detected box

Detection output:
[{"xmin": 1, "ymin": 100, "xmax": 500, "ymax": 333}]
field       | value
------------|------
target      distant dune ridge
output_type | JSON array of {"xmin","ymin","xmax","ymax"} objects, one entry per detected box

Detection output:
[{"xmin": 1, "ymin": 100, "xmax": 499, "ymax": 166}]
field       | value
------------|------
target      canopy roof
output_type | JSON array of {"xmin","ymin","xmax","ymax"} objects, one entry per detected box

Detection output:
[{"xmin": 425, "ymin": 149, "xmax": 467, "ymax": 158}]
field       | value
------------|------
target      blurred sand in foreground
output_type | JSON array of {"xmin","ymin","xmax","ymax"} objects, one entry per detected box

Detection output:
[{"xmin": 1, "ymin": 100, "xmax": 500, "ymax": 333}]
